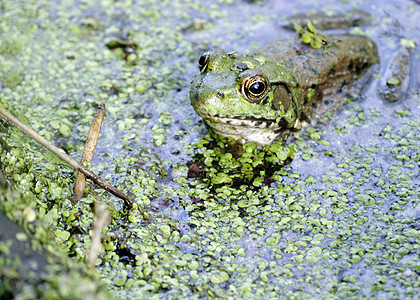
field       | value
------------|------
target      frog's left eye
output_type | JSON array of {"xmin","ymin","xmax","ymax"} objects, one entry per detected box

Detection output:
[
  {"xmin": 241, "ymin": 74, "xmax": 270, "ymax": 103},
  {"xmin": 198, "ymin": 51, "xmax": 211, "ymax": 72}
]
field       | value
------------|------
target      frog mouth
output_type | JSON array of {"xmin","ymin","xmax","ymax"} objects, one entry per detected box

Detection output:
[
  {"xmin": 200, "ymin": 114, "xmax": 290, "ymax": 144},
  {"xmin": 203, "ymin": 114, "xmax": 289, "ymax": 133}
]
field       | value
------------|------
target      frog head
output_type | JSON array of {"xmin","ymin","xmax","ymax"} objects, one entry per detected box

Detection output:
[{"xmin": 190, "ymin": 49, "xmax": 300, "ymax": 144}]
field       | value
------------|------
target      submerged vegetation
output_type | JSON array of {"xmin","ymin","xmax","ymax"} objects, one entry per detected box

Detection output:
[
  {"xmin": 0, "ymin": 0, "xmax": 419, "ymax": 299},
  {"xmin": 187, "ymin": 134, "xmax": 296, "ymax": 189}
]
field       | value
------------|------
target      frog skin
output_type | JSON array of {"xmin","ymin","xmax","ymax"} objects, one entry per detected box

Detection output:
[{"xmin": 190, "ymin": 33, "xmax": 379, "ymax": 145}]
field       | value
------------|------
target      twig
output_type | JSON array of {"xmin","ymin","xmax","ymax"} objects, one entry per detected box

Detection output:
[
  {"xmin": 0, "ymin": 106, "xmax": 134, "ymax": 207},
  {"xmin": 0, "ymin": 133, "xmax": 11, "ymax": 151},
  {"xmin": 87, "ymin": 201, "xmax": 110, "ymax": 269},
  {"xmin": 73, "ymin": 104, "xmax": 106, "ymax": 203},
  {"xmin": 0, "ymin": 133, "xmax": 10, "ymax": 187},
  {"xmin": 0, "ymin": 168, "xmax": 7, "ymax": 188}
]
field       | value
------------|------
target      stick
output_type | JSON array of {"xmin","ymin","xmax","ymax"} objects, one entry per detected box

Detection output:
[
  {"xmin": 0, "ymin": 106, "xmax": 133, "ymax": 206},
  {"xmin": 0, "ymin": 133, "xmax": 10, "ymax": 187},
  {"xmin": 0, "ymin": 168, "xmax": 7, "ymax": 187},
  {"xmin": 0, "ymin": 133, "xmax": 11, "ymax": 151},
  {"xmin": 73, "ymin": 104, "xmax": 106, "ymax": 202},
  {"xmin": 87, "ymin": 201, "xmax": 110, "ymax": 269}
]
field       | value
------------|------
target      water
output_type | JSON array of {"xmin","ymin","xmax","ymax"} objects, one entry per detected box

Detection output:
[{"xmin": 0, "ymin": 0, "xmax": 419, "ymax": 298}]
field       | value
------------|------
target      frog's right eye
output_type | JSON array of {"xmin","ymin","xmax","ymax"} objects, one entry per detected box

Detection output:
[
  {"xmin": 241, "ymin": 74, "xmax": 270, "ymax": 103},
  {"xmin": 198, "ymin": 51, "xmax": 211, "ymax": 72}
]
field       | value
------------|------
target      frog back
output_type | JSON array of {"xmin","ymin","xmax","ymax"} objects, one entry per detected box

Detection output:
[
  {"xmin": 257, "ymin": 35, "xmax": 379, "ymax": 122},
  {"xmin": 257, "ymin": 35, "xmax": 379, "ymax": 90}
]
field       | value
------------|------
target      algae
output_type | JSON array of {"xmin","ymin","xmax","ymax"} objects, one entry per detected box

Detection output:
[{"xmin": 0, "ymin": 0, "xmax": 419, "ymax": 299}]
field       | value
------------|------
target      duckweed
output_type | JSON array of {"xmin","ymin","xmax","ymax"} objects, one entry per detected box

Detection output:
[{"xmin": 1, "ymin": 0, "xmax": 419, "ymax": 299}]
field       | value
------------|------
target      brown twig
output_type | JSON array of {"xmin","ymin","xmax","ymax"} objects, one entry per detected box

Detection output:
[
  {"xmin": 0, "ymin": 168, "xmax": 7, "ymax": 188},
  {"xmin": 87, "ymin": 201, "xmax": 110, "ymax": 269},
  {"xmin": 0, "ymin": 106, "xmax": 134, "ymax": 206},
  {"xmin": 73, "ymin": 104, "xmax": 106, "ymax": 203},
  {"xmin": 0, "ymin": 134, "xmax": 11, "ymax": 151},
  {"xmin": 0, "ymin": 133, "xmax": 10, "ymax": 187}
]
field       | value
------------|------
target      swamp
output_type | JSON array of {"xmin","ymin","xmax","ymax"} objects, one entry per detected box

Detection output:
[{"xmin": 0, "ymin": 0, "xmax": 419, "ymax": 299}]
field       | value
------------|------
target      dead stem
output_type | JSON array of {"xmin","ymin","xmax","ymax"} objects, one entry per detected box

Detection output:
[
  {"xmin": 0, "ymin": 168, "xmax": 7, "ymax": 188},
  {"xmin": 87, "ymin": 201, "xmax": 110, "ymax": 269},
  {"xmin": 73, "ymin": 104, "xmax": 106, "ymax": 203},
  {"xmin": 0, "ymin": 106, "xmax": 134, "ymax": 207}
]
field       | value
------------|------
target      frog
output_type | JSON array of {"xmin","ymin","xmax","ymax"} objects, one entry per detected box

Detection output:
[{"xmin": 190, "ymin": 11, "xmax": 384, "ymax": 145}]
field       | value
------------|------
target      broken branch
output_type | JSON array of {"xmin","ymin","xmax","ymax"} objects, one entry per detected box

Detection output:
[
  {"xmin": 0, "ymin": 106, "xmax": 133, "ymax": 207},
  {"xmin": 73, "ymin": 104, "xmax": 106, "ymax": 203},
  {"xmin": 87, "ymin": 201, "xmax": 110, "ymax": 269}
]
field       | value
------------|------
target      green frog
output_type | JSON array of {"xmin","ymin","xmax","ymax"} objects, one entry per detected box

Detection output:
[{"xmin": 190, "ymin": 13, "xmax": 381, "ymax": 145}]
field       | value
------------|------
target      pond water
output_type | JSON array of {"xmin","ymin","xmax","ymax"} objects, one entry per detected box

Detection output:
[{"xmin": 0, "ymin": 0, "xmax": 419, "ymax": 298}]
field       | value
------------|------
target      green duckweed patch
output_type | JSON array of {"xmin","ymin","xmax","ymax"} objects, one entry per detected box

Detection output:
[
  {"xmin": 186, "ymin": 133, "xmax": 295, "ymax": 191},
  {"xmin": 1, "ymin": 0, "xmax": 420, "ymax": 299},
  {"xmin": 294, "ymin": 21, "xmax": 326, "ymax": 49},
  {"xmin": 0, "ymin": 188, "xmax": 111, "ymax": 299}
]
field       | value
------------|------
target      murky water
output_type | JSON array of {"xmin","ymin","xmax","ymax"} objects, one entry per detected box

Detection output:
[{"xmin": 0, "ymin": 0, "xmax": 419, "ymax": 298}]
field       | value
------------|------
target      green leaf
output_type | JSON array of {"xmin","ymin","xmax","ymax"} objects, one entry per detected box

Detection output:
[
  {"xmin": 400, "ymin": 38, "xmax": 416, "ymax": 49},
  {"xmin": 293, "ymin": 22, "xmax": 302, "ymax": 32},
  {"xmin": 386, "ymin": 77, "xmax": 401, "ymax": 86},
  {"xmin": 59, "ymin": 123, "xmax": 71, "ymax": 136},
  {"xmin": 211, "ymin": 172, "xmax": 232, "ymax": 185},
  {"xmin": 255, "ymin": 56, "xmax": 266, "ymax": 65},
  {"xmin": 307, "ymin": 21, "xmax": 316, "ymax": 33},
  {"xmin": 302, "ymin": 32, "xmax": 312, "ymax": 44},
  {"xmin": 210, "ymin": 271, "xmax": 229, "ymax": 284},
  {"xmin": 310, "ymin": 36, "xmax": 322, "ymax": 49}
]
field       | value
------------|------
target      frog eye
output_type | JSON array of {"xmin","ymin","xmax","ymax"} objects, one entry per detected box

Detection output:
[
  {"xmin": 241, "ymin": 74, "xmax": 270, "ymax": 103},
  {"xmin": 198, "ymin": 51, "xmax": 211, "ymax": 72}
]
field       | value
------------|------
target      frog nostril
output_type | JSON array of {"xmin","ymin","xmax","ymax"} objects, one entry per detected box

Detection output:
[{"xmin": 216, "ymin": 92, "xmax": 224, "ymax": 98}]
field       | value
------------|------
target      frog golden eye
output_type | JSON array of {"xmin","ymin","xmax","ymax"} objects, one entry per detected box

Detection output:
[
  {"xmin": 241, "ymin": 74, "xmax": 269, "ymax": 103},
  {"xmin": 198, "ymin": 51, "xmax": 211, "ymax": 72}
]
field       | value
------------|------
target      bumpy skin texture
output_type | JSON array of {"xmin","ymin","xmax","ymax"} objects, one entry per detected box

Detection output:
[{"xmin": 190, "ymin": 35, "xmax": 379, "ymax": 144}]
